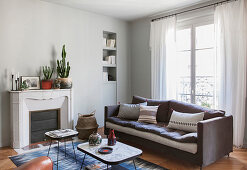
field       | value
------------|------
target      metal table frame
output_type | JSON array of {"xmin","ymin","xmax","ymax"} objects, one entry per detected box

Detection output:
[{"xmin": 46, "ymin": 134, "xmax": 78, "ymax": 170}]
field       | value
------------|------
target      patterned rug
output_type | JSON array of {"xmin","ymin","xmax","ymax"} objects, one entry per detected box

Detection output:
[{"xmin": 10, "ymin": 142, "xmax": 167, "ymax": 170}]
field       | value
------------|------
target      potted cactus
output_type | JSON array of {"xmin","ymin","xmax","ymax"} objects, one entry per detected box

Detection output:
[
  {"xmin": 57, "ymin": 45, "xmax": 72, "ymax": 89},
  {"xmin": 42, "ymin": 66, "xmax": 53, "ymax": 89}
]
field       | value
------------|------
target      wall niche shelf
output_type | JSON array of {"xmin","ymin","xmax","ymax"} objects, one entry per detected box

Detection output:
[
  {"xmin": 102, "ymin": 31, "xmax": 117, "ymax": 106},
  {"xmin": 103, "ymin": 47, "xmax": 116, "ymax": 51},
  {"xmin": 102, "ymin": 64, "xmax": 117, "ymax": 68}
]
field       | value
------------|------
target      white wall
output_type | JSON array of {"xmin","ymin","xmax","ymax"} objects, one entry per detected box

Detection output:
[{"xmin": 0, "ymin": 0, "xmax": 131, "ymax": 147}]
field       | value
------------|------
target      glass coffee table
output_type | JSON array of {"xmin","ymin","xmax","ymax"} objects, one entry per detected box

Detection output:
[{"xmin": 77, "ymin": 139, "xmax": 142, "ymax": 170}]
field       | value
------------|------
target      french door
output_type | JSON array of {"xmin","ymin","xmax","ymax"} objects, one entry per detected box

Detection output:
[{"xmin": 176, "ymin": 22, "xmax": 216, "ymax": 108}]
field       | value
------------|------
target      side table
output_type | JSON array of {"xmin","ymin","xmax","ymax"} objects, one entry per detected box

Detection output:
[{"xmin": 45, "ymin": 129, "xmax": 79, "ymax": 170}]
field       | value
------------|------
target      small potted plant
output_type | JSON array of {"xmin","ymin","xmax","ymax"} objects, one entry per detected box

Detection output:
[
  {"xmin": 42, "ymin": 66, "xmax": 53, "ymax": 89},
  {"xmin": 20, "ymin": 80, "xmax": 29, "ymax": 91},
  {"xmin": 57, "ymin": 44, "xmax": 72, "ymax": 89}
]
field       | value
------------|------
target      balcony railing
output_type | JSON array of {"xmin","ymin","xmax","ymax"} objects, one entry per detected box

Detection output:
[{"xmin": 178, "ymin": 76, "xmax": 215, "ymax": 108}]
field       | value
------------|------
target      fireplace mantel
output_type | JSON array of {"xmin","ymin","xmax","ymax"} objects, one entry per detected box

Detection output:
[{"xmin": 10, "ymin": 89, "xmax": 73, "ymax": 148}]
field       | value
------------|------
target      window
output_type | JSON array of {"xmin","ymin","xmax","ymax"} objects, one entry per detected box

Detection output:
[{"xmin": 176, "ymin": 23, "xmax": 216, "ymax": 108}]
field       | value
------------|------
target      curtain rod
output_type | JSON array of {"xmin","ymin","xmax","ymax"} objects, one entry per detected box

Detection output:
[{"xmin": 151, "ymin": 0, "xmax": 237, "ymax": 22}]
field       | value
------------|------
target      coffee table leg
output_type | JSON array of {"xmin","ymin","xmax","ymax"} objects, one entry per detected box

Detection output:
[
  {"xmin": 133, "ymin": 159, "xmax": 136, "ymax": 170},
  {"xmin": 57, "ymin": 141, "xmax": 59, "ymax": 170},
  {"xmin": 72, "ymin": 140, "xmax": 77, "ymax": 163},
  {"xmin": 47, "ymin": 139, "xmax": 52, "ymax": 157},
  {"xmin": 80, "ymin": 154, "xmax": 86, "ymax": 170}
]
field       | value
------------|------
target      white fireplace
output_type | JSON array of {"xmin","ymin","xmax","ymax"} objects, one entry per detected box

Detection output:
[{"xmin": 10, "ymin": 89, "xmax": 73, "ymax": 149}]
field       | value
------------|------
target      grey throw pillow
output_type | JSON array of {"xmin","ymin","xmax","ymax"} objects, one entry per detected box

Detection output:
[{"xmin": 117, "ymin": 102, "xmax": 147, "ymax": 120}]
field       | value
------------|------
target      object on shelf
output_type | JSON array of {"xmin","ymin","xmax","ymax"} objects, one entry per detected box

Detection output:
[
  {"xmin": 76, "ymin": 111, "xmax": 99, "ymax": 140},
  {"xmin": 15, "ymin": 79, "xmax": 18, "ymax": 91},
  {"xmin": 104, "ymin": 56, "xmax": 116, "ymax": 65},
  {"xmin": 110, "ymin": 56, "xmax": 116, "ymax": 64},
  {"xmin": 21, "ymin": 76, "xmax": 40, "ymax": 90},
  {"xmin": 102, "ymin": 61, "xmax": 108, "ymax": 65},
  {"xmin": 89, "ymin": 132, "xmax": 102, "ymax": 146},
  {"xmin": 105, "ymin": 56, "xmax": 111, "ymax": 64},
  {"xmin": 42, "ymin": 66, "xmax": 53, "ymax": 89},
  {"xmin": 57, "ymin": 44, "xmax": 72, "ymax": 89},
  {"xmin": 103, "ymin": 38, "xmax": 107, "ymax": 46},
  {"xmin": 106, "ymin": 39, "xmax": 115, "ymax": 48},
  {"xmin": 103, "ymin": 72, "xmax": 108, "ymax": 82},
  {"xmin": 108, "ymin": 129, "xmax": 116, "ymax": 146},
  {"xmin": 11, "ymin": 74, "xmax": 14, "ymax": 91},
  {"xmin": 20, "ymin": 80, "xmax": 29, "ymax": 91},
  {"xmin": 108, "ymin": 75, "xmax": 114, "ymax": 81},
  {"xmin": 54, "ymin": 79, "xmax": 61, "ymax": 89}
]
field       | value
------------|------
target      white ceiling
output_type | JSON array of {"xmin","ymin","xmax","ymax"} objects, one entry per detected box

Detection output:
[{"xmin": 42, "ymin": 0, "xmax": 212, "ymax": 21}]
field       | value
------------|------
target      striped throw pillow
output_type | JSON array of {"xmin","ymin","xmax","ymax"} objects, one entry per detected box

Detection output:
[{"xmin": 138, "ymin": 105, "xmax": 158, "ymax": 124}]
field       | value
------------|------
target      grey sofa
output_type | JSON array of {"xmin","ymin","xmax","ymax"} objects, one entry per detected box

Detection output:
[{"xmin": 104, "ymin": 96, "xmax": 233, "ymax": 168}]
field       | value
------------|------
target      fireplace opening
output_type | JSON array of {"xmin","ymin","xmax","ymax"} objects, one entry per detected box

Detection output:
[{"xmin": 30, "ymin": 109, "xmax": 60, "ymax": 143}]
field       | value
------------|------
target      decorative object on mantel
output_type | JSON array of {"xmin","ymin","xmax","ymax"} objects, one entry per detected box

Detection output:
[
  {"xmin": 41, "ymin": 66, "xmax": 53, "ymax": 89},
  {"xmin": 11, "ymin": 74, "xmax": 14, "ymax": 91},
  {"xmin": 21, "ymin": 76, "xmax": 40, "ymax": 90},
  {"xmin": 57, "ymin": 44, "xmax": 72, "ymax": 89},
  {"xmin": 54, "ymin": 79, "xmax": 61, "ymax": 89},
  {"xmin": 108, "ymin": 129, "xmax": 116, "ymax": 146},
  {"xmin": 12, "ymin": 72, "xmax": 20, "ymax": 91},
  {"xmin": 76, "ymin": 111, "xmax": 99, "ymax": 140},
  {"xmin": 89, "ymin": 132, "xmax": 102, "ymax": 146},
  {"xmin": 20, "ymin": 80, "xmax": 29, "ymax": 91}
]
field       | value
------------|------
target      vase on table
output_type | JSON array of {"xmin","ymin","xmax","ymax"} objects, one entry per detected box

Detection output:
[
  {"xmin": 89, "ymin": 132, "xmax": 102, "ymax": 146},
  {"xmin": 108, "ymin": 129, "xmax": 116, "ymax": 146}
]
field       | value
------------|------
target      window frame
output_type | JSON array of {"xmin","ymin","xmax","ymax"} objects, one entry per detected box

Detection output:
[{"xmin": 176, "ymin": 17, "xmax": 215, "ymax": 105}]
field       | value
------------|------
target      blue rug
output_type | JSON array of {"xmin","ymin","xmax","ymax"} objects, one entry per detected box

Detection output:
[{"xmin": 9, "ymin": 142, "xmax": 167, "ymax": 170}]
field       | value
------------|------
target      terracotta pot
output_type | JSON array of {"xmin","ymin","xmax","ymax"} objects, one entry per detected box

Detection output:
[
  {"xmin": 57, "ymin": 78, "xmax": 72, "ymax": 89},
  {"xmin": 42, "ymin": 80, "xmax": 53, "ymax": 89}
]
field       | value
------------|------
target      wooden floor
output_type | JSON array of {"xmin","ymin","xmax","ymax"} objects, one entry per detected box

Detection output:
[{"xmin": 1, "ymin": 129, "xmax": 247, "ymax": 170}]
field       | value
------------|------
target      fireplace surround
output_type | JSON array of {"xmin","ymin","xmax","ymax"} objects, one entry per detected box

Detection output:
[{"xmin": 10, "ymin": 89, "xmax": 73, "ymax": 149}]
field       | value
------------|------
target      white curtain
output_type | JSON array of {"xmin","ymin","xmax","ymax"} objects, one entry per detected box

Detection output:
[
  {"xmin": 150, "ymin": 17, "xmax": 176, "ymax": 100},
  {"xmin": 215, "ymin": 0, "xmax": 247, "ymax": 147}
]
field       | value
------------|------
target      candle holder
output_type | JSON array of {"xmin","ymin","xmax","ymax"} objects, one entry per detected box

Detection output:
[
  {"xmin": 11, "ymin": 74, "xmax": 14, "ymax": 91},
  {"xmin": 15, "ymin": 80, "xmax": 18, "ymax": 91},
  {"xmin": 17, "ymin": 78, "xmax": 20, "ymax": 91}
]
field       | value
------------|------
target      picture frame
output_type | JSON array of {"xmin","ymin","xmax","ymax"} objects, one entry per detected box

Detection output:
[{"xmin": 21, "ymin": 76, "xmax": 40, "ymax": 90}]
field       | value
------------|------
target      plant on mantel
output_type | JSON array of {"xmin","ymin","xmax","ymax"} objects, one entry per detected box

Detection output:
[
  {"xmin": 56, "ymin": 44, "xmax": 72, "ymax": 89},
  {"xmin": 42, "ymin": 66, "xmax": 53, "ymax": 89}
]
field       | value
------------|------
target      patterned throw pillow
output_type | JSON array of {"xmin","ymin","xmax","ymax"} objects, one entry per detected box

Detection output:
[
  {"xmin": 117, "ymin": 102, "xmax": 147, "ymax": 120},
  {"xmin": 167, "ymin": 110, "xmax": 204, "ymax": 132},
  {"xmin": 138, "ymin": 105, "xmax": 158, "ymax": 124}
]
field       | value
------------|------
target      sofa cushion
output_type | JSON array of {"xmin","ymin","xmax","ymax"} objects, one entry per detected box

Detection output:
[
  {"xmin": 106, "ymin": 117, "xmax": 197, "ymax": 143},
  {"xmin": 138, "ymin": 105, "xmax": 158, "ymax": 124},
  {"xmin": 132, "ymin": 96, "xmax": 147, "ymax": 104},
  {"xmin": 117, "ymin": 102, "xmax": 147, "ymax": 120},
  {"xmin": 147, "ymin": 99, "xmax": 169, "ymax": 123},
  {"xmin": 132, "ymin": 96, "xmax": 169, "ymax": 122},
  {"xmin": 167, "ymin": 110, "xmax": 204, "ymax": 132},
  {"xmin": 168, "ymin": 100, "xmax": 225, "ymax": 121}
]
